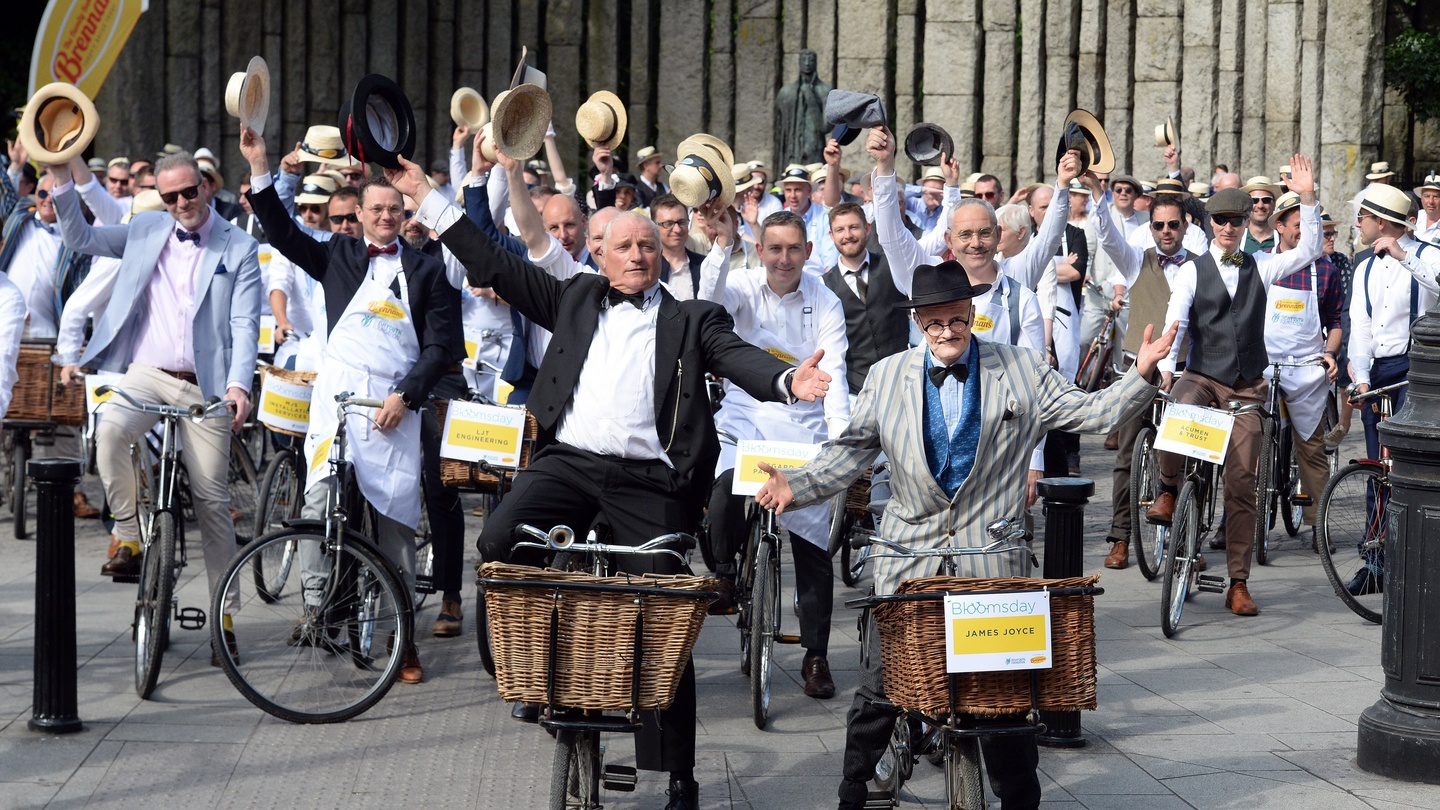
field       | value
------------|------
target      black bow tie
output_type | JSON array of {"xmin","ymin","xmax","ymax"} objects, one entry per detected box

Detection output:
[
  {"xmin": 175, "ymin": 228, "xmax": 200, "ymax": 244},
  {"xmin": 606, "ymin": 288, "xmax": 648, "ymax": 310},
  {"xmin": 928, "ymin": 364, "xmax": 968, "ymax": 388}
]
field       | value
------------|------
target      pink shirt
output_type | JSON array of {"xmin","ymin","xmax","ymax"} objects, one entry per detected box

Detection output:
[{"xmin": 131, "ymin": 209, "xmax": 217, "ymax": 374}]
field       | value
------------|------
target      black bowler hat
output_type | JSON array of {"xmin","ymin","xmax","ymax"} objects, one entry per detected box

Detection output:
[
  {"xmin": 339, "ymin": 74, "xmax": 416, "ymax": 170},
  {"xmin": 905, "ymin": 122, "xmax": 954, "ymax": 167},
  {"xmin": 1055, "ymin": 109, "xmax": 1115, "ymax": 175},
  {"xmin": 895, "ymin": 260, "xmax": 992, "ymax": 309}
]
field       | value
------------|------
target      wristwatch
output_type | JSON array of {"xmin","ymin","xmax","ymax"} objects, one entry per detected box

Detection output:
[{"xmin": 397, "ymin": 389, "xmax": 415, "ymax": 409}]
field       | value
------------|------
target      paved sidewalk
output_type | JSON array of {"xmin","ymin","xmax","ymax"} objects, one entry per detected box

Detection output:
[{"xmin": 1, "ymin": 431, "xmax": 1437, "ymax": 809}]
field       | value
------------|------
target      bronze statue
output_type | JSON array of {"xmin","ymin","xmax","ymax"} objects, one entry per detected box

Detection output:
[{"xmin": 775, "ymin": 50, "xmax": 832, "ymax": 170}]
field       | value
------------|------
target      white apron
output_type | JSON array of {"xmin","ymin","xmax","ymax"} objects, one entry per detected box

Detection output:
[
  {"xmin": 304, "ymin": 265, "xmax": 423, "ymax": 529},
  {"xmin": 714, "ymin": 317, "xmax": 831, "ymax": 548},
  {"xmin": 1263, "ymin": 264, "xmax": 1328, "ymax": 439},
  {"xmin": 969, "ymin": 280, "xmax": 1014, "ymax": 345}
]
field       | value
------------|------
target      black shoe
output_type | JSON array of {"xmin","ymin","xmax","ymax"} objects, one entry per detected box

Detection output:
[
  {"xmin": 511, "ymin": 702, "xmax": 540, "ymax": 723},
  {"xmin": 663, "ymin": 778, "xmax": 698, "ymax": 810},
  {"xmin": 707, "ymin": 576, "xmax": 737, "ymax": 615},
  {"xmin": 1346, "ymin": 568, "xmax": 1382, "ymax": 596},
  {"xmin": 1208, "ymin": 530, "xmax": 1227, "ymax": 551}
]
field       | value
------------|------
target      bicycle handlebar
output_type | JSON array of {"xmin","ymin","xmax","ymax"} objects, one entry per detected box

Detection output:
[
  {"xmin": 95, "ymin": 385, "xmax": 234, "ymax": 422},
  {"xmin": 514, "ymin": 523, "xmax": 698, "ymax": 562},
  {"xmin": 852, "ymin": 516, "xmax": 1032, "ymax": 554},
  {"xmin": 335, "ymin": 393, "xmax": 386, "ymax": 409},
  {"xmin": 1347, "ymin": 379, "xmax": 1408, "ymax": 404}
]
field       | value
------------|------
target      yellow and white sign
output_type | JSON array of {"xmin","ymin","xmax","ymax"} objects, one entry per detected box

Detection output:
[
  {"xmin": 258, "ymin": 375, "xmax": 313, "ymax": 434},
  {"xmin": 83, "ymin": 370, "xmax": 124, "ymax": 414},
  {"xmin": 440, "ymin": 400, "xmax": 525, "ymax": 466},
  {"xmin": 732, "ymin": 440, "xmax": 821, "ymax": 496},
  {"xmin": 943, "ymin": 590, "xmax": 1052, "ymax": 673},
  {"xmin": 257, "ymin": 243, "xmax": 273, "ymax": 271},
  {"xmin": 29, "ymin": 0, "xmax": 148, "ymax": 99},
  {"xmin": 1154, "ymin": 403, "xmax": 1236, "ymax": 465},
  {"xmin": 258, "ymin": 314, "xmax": 277, "ymax": 354}
]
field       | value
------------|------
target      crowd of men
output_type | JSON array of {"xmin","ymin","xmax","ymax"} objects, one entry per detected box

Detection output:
[{"xmin": 3, "ymin": 88, "xmax": 1440, "ymax": 809}]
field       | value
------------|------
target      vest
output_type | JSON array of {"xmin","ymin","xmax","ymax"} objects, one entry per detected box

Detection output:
[
  {"xmin": 1188, "ymin": 252, "xmax": 1268, "ymax": 385},
  {"xmin": 823, "ymin": 252, "xmax": 909, "ymax": 394},
  {"xmin": 1123, "ymin": 248, "xmax": 1187, "ymax": 357},
  {"xmin": 922, "ymin": 342, "xmax": 983, "ymax": 499}
]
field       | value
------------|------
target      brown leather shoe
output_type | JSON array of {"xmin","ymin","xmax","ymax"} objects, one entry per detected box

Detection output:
[
  {"xmin": 100, "ymin": 546, "xmax": 140, "ymax": 577},
  {"xmin": 802, "ymin": 654, "xmax": 836, "ymax": 699},
  {"xmin": 107, "ymin": 534, "xmax": 121, "ymax": 559},
  {"xmin": 432, "ymin": 599, "xmax": 463, "ymax": 638},
  {"xmin": 707, "ymin": 577, "xmax": 737, "ymax": 616},
  {"xmin": 73, "ymin": 492, "xmax": 100, "ymax": 519},
  {"xmin": 1193, "ymin": 554, "xmax": 1207, "ymax": 572},
  {"xmin": 1104, "ymin": 431, "xmax": 1120, "ymax": 451},
  {"xmin": 1104, "ymin": 541, "xmax": 1129, "ymax": 569},
  {"xmin": 399, "ymin": 644, "xmax": 423, "ymax": 684},
  {"xmin": 1145, "ymin": 492, "xmax": 1175, "ymax": 525},
  {"xmin": 1226, "ymin": 581, "xmax": 1259, "ymax": 616}
]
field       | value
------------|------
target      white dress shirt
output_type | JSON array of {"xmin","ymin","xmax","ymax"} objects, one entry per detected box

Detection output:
[
  {"xmin": 0, "ymin": 272, "xmax": 26, "ymax": 419},
  {"xmin": 73, "ymin": 177, "xmax": 129, "ymax": 226},
  {"xmin": 6, "ymin": 217, "xmax": 63, "ymax": 339},
  {"xmin": 267, "ymin": 252, "xmax": 324, "ymax": 338},
  {"xmin": 56, "ymin": 254, "xmax": 121, "ymax": 365},
  {"xmin": 1348, "ymin": 236, "xmax": 1440, "ymax": 385},
  {"xmin": 1414, "ymin": 209, "xmax": 1440, "ymax": 248},
  {"xmin": 796, "ymin": 200, "xmax": 836, "ymax": 274},
  {"xmin": 1093, "ymin": 200, "xmax": 1190, "ymax": 290},
  {"xmin": 1161, "ymin": 203, "xmax": 1324, "ymax": 373},
  {"xmin": 130, "ymin": 211, "xmax": 218, "ymax": 373},
  {"xmin": 836, "ymin": 252, "xmax": 870, "ymax": 299}
]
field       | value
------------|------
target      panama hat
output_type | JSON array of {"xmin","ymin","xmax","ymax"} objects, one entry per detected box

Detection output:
[
  {"xmin": 339, "ymin": 74, "xmax": 416, "ymax": 170},
  {"xmin": 197, "ymin": 158, "xmax": 225, "ymax": 189},
  {"xmin": 476, "ymin": 122, "xmax": 499, "ymax": 163},
  {"xmin": 811, "ymin": 164, "xmax": 850, "ymax": 185},
  {"xmin": 157, "ymin": 143, "xmax": 184, "ymax": 159},
  {"xmin": 733, "ymin": 163, "xmax": 762, "ymax": 194},
  {"xmin": 1153, "ymin": 115, "xmax": 1179, "ymax": 153},
  {"xmin": 297, "ymin": 125, "xmax": 353, "ymax": 167},
  {"xmin": 904, "ymin": 122, "xmax": 954, "ymax": 167},
  {"xmin": 18, "ymin": 82, "xmax": 100, "ymax": 165},
  {"xmin": 491, "ymin": 84, "xmax": 551, "ymax": 161},
  {"xmin": 895, "ymin": 260, "xmax": 991, "ymax": 309},
  {"xmin": 86, "ymin": 157, "xmax": 106, "ymax": 172},
  {"xmin": 1419, "ymin": 172, "xmax": 1440, "ymax": 193},
  {"xmin": 1365, "ymin": 161, "xmax": 1395, "ymax": 181},
  {"xmin": 1056, "ymin": 109, "xmax": 1115, "ymax": 175},
  {"xmin": 509, "ymin": 46, "xmax": 547, "ymax": 91},
  {"xmin": 294, "ymin": 174, "xmax": 338, "ymax": 206},
  {"xmin": 576, "ymin": 90, "xmax": 627, "ymax": 150},
  {"xmin": 1269, "ymin": 191, "xmax": 1303, "ymax": 223},
  {"xmin": 122, "ymin": 189, "xmax": 164, "ymax": 224},
  {"xmin": 1358, "ymin": 184, "xmax": 1413, "ymax": 226},
  {"xmin": 449, "ymin": 87, "xmax": 489, "ymax": 130},
  {"xmin": 670, "ymin": 133, "xmax": 735, "ymax": 210},
  {"xmin": 636, "ymin": 146, "xmax": 664, "ymax": 167},
  {"xmin": 225, "ymin": 56, "xmax": 271, "ymax": 136},
  {"xmin": 1277, "ymin": 164, "xmax": 1292, "ymax": 180},
  {"xmin": 779, "ymin": 164, "xmax": 813, "ymax": 186},
  {"xmin": 1187, "ymin": 181, "xmax": 1212, "ymax": 198},
  {"xmin": 1240, "ymin": 176, "xmax": 1281, "ymax": 197},
  {"xmin": 747, "ymin": 160, "xmax": 771, "ymax": 183}
]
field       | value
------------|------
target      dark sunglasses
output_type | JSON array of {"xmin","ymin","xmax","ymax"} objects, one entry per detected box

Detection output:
[
  {"xmin": 106, "ymin": 175, "xmax": 129, "ymax": 184},
  {"xmin": 160, "ymin": 185, "xmax": 201, "ymax": 205},
  {"xmin": 328, "ymin": 212, "xmax": 360, "ymax": 225},
  {"xmin": 1150, "ymin": 219, "xmax": 1183, "ymax": 232},
  {"xmin": 297, "ymin": 203, "xmax": 326, "ymax": 213},
  {"xmin": 1211, "ymin": 214, "xmax": 1247, "ymax": 228},
  {"xmin": 1249, "ymin": 195, "xmax": 1274, "ymax": 206},
  {"xmin": 37, "ymin": 189, "xmax": 50, "ymax": 200},
  {"xmin": 405, "ymin": 210, "xmax": 415, "ymax": 220}
]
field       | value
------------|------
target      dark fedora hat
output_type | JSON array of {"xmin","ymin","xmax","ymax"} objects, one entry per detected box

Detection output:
[
  {"xmin": 905, "ymin": 122, "xmax": 954, "ymax": 167},
  {"xmin": 339, "ymin": 74, "xmax": 416, "ymax": 170},
  {"xmin": 895, "ymin": 260, "xmax": 991, "ymax": 309},
  {"xmin": 1055, "ymin": 109, "xmax": 1115, "ymax": 175}
]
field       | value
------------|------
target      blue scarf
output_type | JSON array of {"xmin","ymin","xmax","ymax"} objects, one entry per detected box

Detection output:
[{"xmin": 923, "ymin": 341, "xmax": 982, "ymax": 499}]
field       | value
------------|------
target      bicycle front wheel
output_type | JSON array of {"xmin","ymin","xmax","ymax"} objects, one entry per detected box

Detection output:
[
  {"xmin": 135, "ymin": 510, "xmax": 178, "ymax": 699},
  {"xmin": 550, "ymin": 729, "xmax": 601, "ymax": 810},
  {"xmin": 1130, "ymin": 425, "xmax": 1164, "ymax": 580},
  {"xmin": 749, "ymin": 536, "xmax": 779, "ymax": 730},
  {"xmin": 1318, "ymin": 463, "xmax": 1386, "ymax": 624},
  {"xmin": 252, "ymin": 449, "xmax": 302, "ymax": 602},
  {"xmin": 1160, "ymin": 483, "xmax": 1200, "ymax": 638},
  {"xmin": 944, "ymin": 733, "xmax": 985, "ymax": 810},
  {"xmin": 214, "ymin": 530, "xmax": 410, "ymax": 723}
]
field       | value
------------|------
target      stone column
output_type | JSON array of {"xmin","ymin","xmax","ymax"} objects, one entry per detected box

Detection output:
[
  {"xmin": 1239, "ymin": 0, "xmax": 1268, "ymax": 174},
  {"xmin": 1297, "ymin": 0, "xmax": 1326, "ymax": 163},
  {"xmin": 545, "ymin": 0, "xmax": 584, "ymax": 168},
  {"xmin": 808, "ymin": 0, "xmax": 839, "ymax": 89},
  {"xmin": 981, "ymin": 0, "xmax": 1020, "ymax": 191},
  {"xmin": 94, "ymin": 0, "xmax": 167, "ymax": 162},
  {"xmin": 1103, "ymin": 0, "xmax": 1136, "ymax": 177},
  {"xmin": 1045, "ymin": 0, "xmax": 1081, "ymax": 176},
  {"xmin": 1132, "ymin": 1, "xmax": 1182, "ymax": 184},
  {"xmin": 1215, "ymin": 0, "xmax": 1246, "ymax": 169},
  {"xmin": 630, "ymin": 0, "xmax": 657, "ymax": 153},
  {"xmin": 657, "ymin": 0, "xmax": 709, "ymax": 155},
  {"xmin": 1318, "ymin": 0, "xmax": 1383, "ymax": 254},
  {"xmin": 1181, "ymin": 0, "xmax": 1220, "ymax": 176},
  {"xmin": 922, "ymin": 1, "xmax": 982, "ymax": 174},
  {"xmin": 734, "ymin": 0, "xmax": 782, "ymax": 167},
  {"xmin": 709, "ymin": 0, "xmax": 738, "ymax": 142},
  {"xmin": 1263, "ymin": 0, "xmax": 1302, "ymax": 177},
  {"xmin": 890, "ymin": 0, "xmax": 920, "ymax": 184},
  {"xmin": 166, "ymin": 0, "xmax": 203, "ymax": 150},
  {"xmin": 1075, "ymin": 0, "xmax": 1107, "ymax": 116},
  {"xmin": 486, "ymin": 1, "xmax": 515, "ymax": 98},
  {"xmin": 1015, "ymin": 0, "xmax": 1047, "ymax": 185}
]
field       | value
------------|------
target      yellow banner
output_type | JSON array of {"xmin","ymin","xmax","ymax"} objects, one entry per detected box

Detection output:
[
  {"xmin": 262, "ymin": 390, "xmax": 311, "ymax": 424},
  {"xmin": 950, "ymin": 615, "xmax": 1049, "ymax": 655},
  {"xmin": 309, "ymin": 436, "xmax": 333, "ymax": 475},
  {"xmin": 731, "ymin": 440, "xmax": 820, "ymax": 496},
  {"xmin": 30, "ymin": 0, "xmax": 148, "ymax": 99},
  {"xmin": 1154, "ymin": 403, "xmax": 1235, "ymax": 465},
  {"xmin": 445, "ymin": 418, "xmax": 521, "ymax": 460}
]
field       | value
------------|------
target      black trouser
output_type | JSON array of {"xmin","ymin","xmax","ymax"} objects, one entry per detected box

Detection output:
[
  {"xmin": 1043, "ymin": 428, "xmax": 1081, "ymax": 477},
  {"xmin": 420, "ymin": 372, "xmax": 468, "ymax": 598},
  {"xmin": 477, "ymin": 443, "xmax": 697, "ymax": 773},
  {"xmin": 707, "ymin": 470, "xmax": 834, "ymax": 653},
  {"xmin": 838, "ymin": 612, "xmax": 1042, "ymax": 810}
]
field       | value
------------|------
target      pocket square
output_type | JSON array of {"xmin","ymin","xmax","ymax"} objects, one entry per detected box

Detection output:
[{"xmin": 215, "ymin": 262, "xmax": 228, "ymax": 275}]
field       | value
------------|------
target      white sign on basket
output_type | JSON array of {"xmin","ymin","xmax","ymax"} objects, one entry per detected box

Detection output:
[
  {"xmin": 84, "ymin": 371, "xmax": 126, "ymax": 415},
  {"xmin": 258, "ymin": 314, "xmax": 277, "ymax": 354},
  {"xmin": 943, "ymin": 590, "xmax": 1052, "ymax": 673},
  {"xmin": 257, "ymin": 376, "xmax": 314, "ymax": 434},
  {"xmin": 731, "ymin": 440, "xmax": 821, "ymax": 497},
  {"xmin": 440, "ymin": 400, "xmax": 526, "ymax": 467},
  {"xmin": 1153, "ymin": 403, "xmax": 1236, "ymax": 465}
]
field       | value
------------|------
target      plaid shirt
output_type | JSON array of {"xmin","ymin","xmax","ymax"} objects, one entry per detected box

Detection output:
[{"xmin": 1270, "ymin": 252, "xmax": 1344, "ymax": 331}]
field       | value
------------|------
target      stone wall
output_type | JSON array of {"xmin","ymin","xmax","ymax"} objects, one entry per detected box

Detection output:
[{"xmin": 90, "ymin": 0, "xmax": 1435, "ymax": 225}]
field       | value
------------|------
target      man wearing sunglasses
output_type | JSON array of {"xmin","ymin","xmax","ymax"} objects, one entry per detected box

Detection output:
[
  {"xmin": 1146, "ymin": 155, "xmax": 1324, "ymax": 617},
  {"xmin": 49, "ymin": 152, "xmax": 261, "ymax": 644},
  {"xmin": 1240, "ymin": 176, "xmax": 1281, "ymax": 254}
]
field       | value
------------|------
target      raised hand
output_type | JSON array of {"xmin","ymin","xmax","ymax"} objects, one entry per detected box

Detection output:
[
  {"xmin": 866, "ymin": 126, "xmax": 895, "ymax": 175},
  {"xmin": 279, "ymin": 141, "xmax": 302, "ymax": 176},
  {"xmin": 1288, "ymin": 153, "xmax": 1316, "ymax": 202},
  {"xmin": 1135, "ymin": 321, "xmax": 1180, "ymax": 380},
  {"xmin": 6, "ymin": 139, "xmax": 26, "ymax": 169},
  {"xmin": 240, "ymin": 125, "xmax": 269, "ymax": 176},
  {"xmin": 940, "ymin": 152, "xmax": 961, "ymax": 187},
  {"xmin": 472, "ymin": 129, "xmax": 497, "ymax": 175},
  {"xmin": 824, "ymin": 137, "xmax": 842, "ymax": 167},
  {"xmin": 452, "ymin": 125, "xmax": 471, "ymax": 148},
  {"xmin": 1057, "ymin": 149, "xmax": 1082, "ymax": 187},
  {"xmin": 384, "ymin": 154, "xmax": 431, "ymax": 204}
]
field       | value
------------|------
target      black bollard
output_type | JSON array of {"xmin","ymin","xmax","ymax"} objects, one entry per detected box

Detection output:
[
  {"xmin": 28, "ymin": 458, "xmax": 84, "ymax": 734},
  {"xmin": 1358, "ymin": 310, "xmax": 1440, "ymax": 783},
  {"xmin": 1035, "ymin": 477, "xmax": 1094, "ymax": 748}
]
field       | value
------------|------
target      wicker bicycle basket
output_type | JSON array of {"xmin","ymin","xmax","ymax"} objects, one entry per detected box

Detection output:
[
  {"xmin": 434, "ymin": 400, "xmax": 538, "ymax": 492},
  {"xmin": 478, "ymin": 562, "xmax": 718, "ymax": 711},
  {"xmin": 11, "ymin": 344, "xmax": 85, "ymax": 426},
  {"xmin": 872, "ymin": 574, "xmax": 1100, "ymax": 717},
  {"xmin": 259, "ymin": 365, "xmax": 317, "ymax": 439},
  {"xmin": 844, "ymin": 468, "xmax": 873, "ymax": 517}
]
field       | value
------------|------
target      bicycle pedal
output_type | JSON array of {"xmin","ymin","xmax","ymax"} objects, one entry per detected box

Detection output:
[
  {"xmin": 777, "ymin": 634, "xmax": 802, "ymax": 644},
  {"xmin": 176, "ymin": 606, "xmax": 206, "ymax": 630},
  {"xmin": 110, "ymin": 574, "xmax": 140, "ymax": 585},
  {"xmin": 863, "ymin": 791, "xmax": 897, "ymax": 809},
  {"xmin": 602, "ymin": 764, "xmax": 637, "ymax": 791},
  {"xmin": 1196, "ymin": 574, "xmax": 1226, "ymax": 593},
  {"xmin": 1291, "ymin": 494, "xmax": 1313, "ymax": 506},
  {"xmin": 415, "ymin": 575, "xmax": 436, "ymax": 594}
]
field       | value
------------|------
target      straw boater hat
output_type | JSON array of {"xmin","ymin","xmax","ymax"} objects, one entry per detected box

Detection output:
[
  {"xmin": 1187, "ymin": 181, "xmax": 1212, "ymax": 198},
  {"xmin": 18, "ymin": 82, "xmax": 100, "ymax": 165},
  {"xmin": 1056, "ymin": 109, "xmax": 1115, "ymax": 174},
  {"xmin": 1277, "ymin": 164, "xmax": 1292, "ymax": 180},
  {"xmin": 297, "ymin": 125, "xmax": 353, "ymax": 167},
  {"xmin": 1358, "ymin": 184, "xmax": 1414, "ymax": 227},
  {"xmin": 449, "ymin": 87, "xmax": 489, "ymax": 129},
  {"xmin": 340, "ymin": 74, "xmax": 416, "ymax": 169},
  {"xmin": 670, "ymin": 133, "xmax": 735, "ymax": 210},
  {"xmin": 492, "ymin": 84, "xmax": 551, "ymax": 160},
  {"xmin": 575, "ymin": 91, "xmax": 627, "ymax": 150},
  {"xmin": 1269, "ymin": 191, "xmax": 1302, "ymax": 223},
  {"xmin": 123, "ymin": 189, "xmax": 164, "ymax": 224},
  {"xmin": 635, "ymin": 146, "xmax": 664, "ymax": 168},
  {"xmin": 810, "ymin": 164, "xmax": 850, "ymax": 185},
  {"xmin": 733, "ymin": 163, "xmax": 762, "ymax": 194},
  {"xmin": 1365, "ymin": 161, "xmax": 1396, "ymax": 181},
  {"xmin": 1240, "ymin": 176, "xmax": 1281, "ymax": 197},
  {"xmin": 197, "ymin": 157, "xmax": 225, "ymax": 189},
  {"xmin": 294, "ymin": 174, "xmax": 338, "ymax": 206},
  {"xmin": 1154, "ymin": 115, "xmax": 1179, "ymax": 153},
  {"xmin": 477, "ymin": 122, "xmax": 499, "ymax": 163},
  {"xmin": 780, "ymin": 164, "xmax": 812, "ymax": 187},
  {"xmin": 747, "ymin": 161, "xmax": 771, "ymax": 183},
  {"xmin": 1151, "ymin": 178, "xmax": 1187, "ymax": 196},
  {"xmin": 225, "ymin": 56, "xmax": 271, "ymax": 136},
  {"xmin": 86, "ymin": 157, "xmax": 106, "ymax": 173},
  {"xmin": 1419, "ymin": 172, "xmax": 1440, "ymax": 193}
]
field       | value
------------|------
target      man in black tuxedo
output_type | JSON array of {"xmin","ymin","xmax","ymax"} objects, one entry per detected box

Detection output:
[{"xmin": 390, "ymin": 156, "xmax": 831, "ymax": 810}]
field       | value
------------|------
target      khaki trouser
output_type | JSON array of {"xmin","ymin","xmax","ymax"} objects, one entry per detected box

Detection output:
[
  {"xmin": 1158, "ymin": 373, "xmax": 1267, "ymax": 581},
  {"xmin": 1291, "ymin": 422, "xmax": 1328, "ymax": 526},
  {"xmin": 1106, "ymin": 413, "xmax": 1150, "ymax": 544},
  {"xmin": 95, "ymin": 364, "xmax": 239, "ymax": 613}
]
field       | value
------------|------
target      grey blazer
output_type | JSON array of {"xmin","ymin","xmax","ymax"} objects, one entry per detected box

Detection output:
[
  {"xmin": 53, "ymin": 186, "xmax": 261, "ymax": 400},
  {"xmin": 788, "ymin": 341, "xmax": 1156, "ymax": 593}
]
